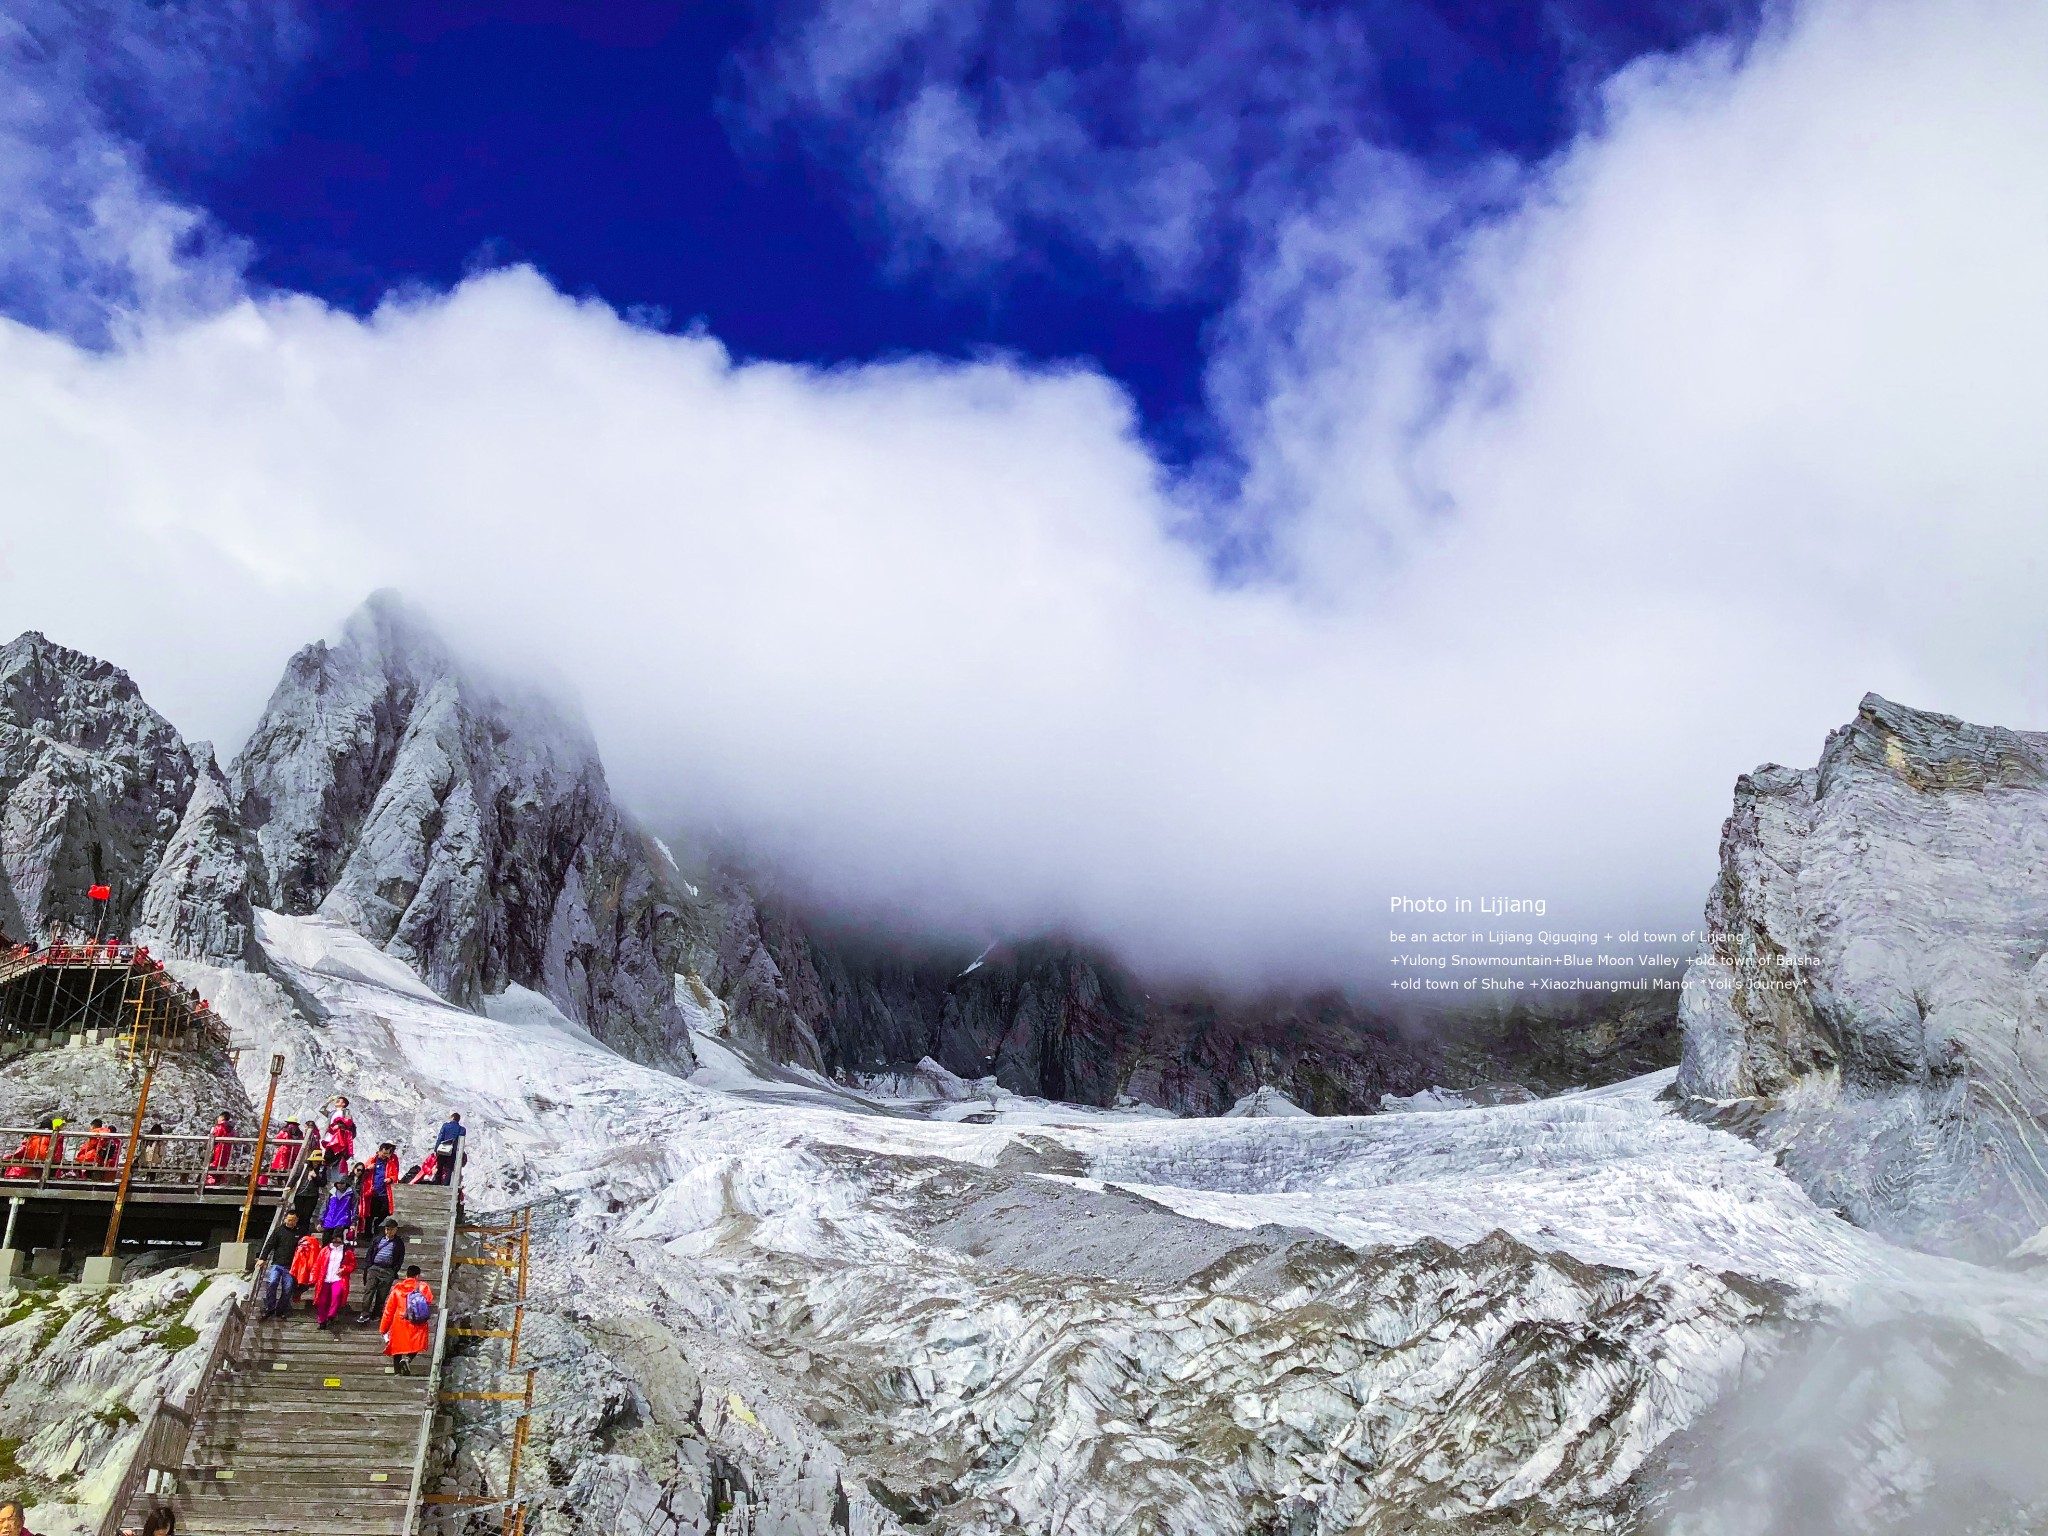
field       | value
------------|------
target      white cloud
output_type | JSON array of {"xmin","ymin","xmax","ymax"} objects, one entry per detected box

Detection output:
[
  {"xmin": 738, "ymin": 0, "xmax": 1382, "ymax": 292},
  {"xmin": 0, "ymin": 0, "xmax": 302, "ymax": 341},
  {"xmin": 1, "ymin": 0, "xmax": 2045, "ymax": 985}
]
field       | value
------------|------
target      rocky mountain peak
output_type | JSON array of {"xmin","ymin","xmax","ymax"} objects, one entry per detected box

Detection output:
[
  {"xmin": 1678, "ymin": 692, "xmax": 2048, "ymax": 1259},
  {"xmin": 230, "ymin": 595, "xmax": 691, "ymax": 1069},
  {"xmin": 137, "ymin": 744, "xmax": 267, "ymax": 967},
  {"xmin": 0, "ymin": 630, "xmax": 195, "ymax": 942}
]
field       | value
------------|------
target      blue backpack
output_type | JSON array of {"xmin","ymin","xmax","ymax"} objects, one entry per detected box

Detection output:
[{"xmin": 403, "ymin": 1289, "xmax": 432, "ymax": 1325}]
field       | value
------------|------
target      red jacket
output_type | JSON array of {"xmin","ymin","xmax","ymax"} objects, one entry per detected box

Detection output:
[
  {"xmin": 315, "ymin": 1242, "xmax": 357, "ymax": 1288},
  {"xmin": 289, "ymin": 1234, "xmax": 323, "ymax": 1285}
]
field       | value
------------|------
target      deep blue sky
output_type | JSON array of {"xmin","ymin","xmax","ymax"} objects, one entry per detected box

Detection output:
[{"xmin": 140, "ymin": 0, "xmax": 1749, "ymax": 460}]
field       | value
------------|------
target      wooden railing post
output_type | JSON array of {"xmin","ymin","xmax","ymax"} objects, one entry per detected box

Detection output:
[
  {"xmin": 102, "ymin": 1050, "xmax": 159, "ymax": 1259},
  {"xmin": 237, "ymin": 1054, "xmax": 285, "ymax": 1243}
]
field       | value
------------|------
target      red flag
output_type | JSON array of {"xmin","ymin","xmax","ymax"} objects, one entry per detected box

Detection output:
[{"xmin": 88, "ymin": 884, "xmax": 111, "ymax": 902}]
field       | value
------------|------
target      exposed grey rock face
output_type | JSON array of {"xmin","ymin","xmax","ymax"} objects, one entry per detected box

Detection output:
[
  {"xmin": 678, "ymin": 883, "xmax": 1676, "ymax": 1115},
  {"xmin": 231, "ymin": 594, "xmax": 692, "ymax": 1070},
  {"xmin": 0, "ymin": 1032, "xmax": 254, "ymax": 1138},
  {"xmin": 137, "ymin": 745, "xmax": 268, "ymax": 966},
  {"xmin": 1677, "ymin": 693, "xmax": 2048, "ymax": 1259},
  {"xmin": 0, "ymin": 631, "xmax": 195, "ymax": 944},
  {"xmin": 676, "ymin": 870, "xmax": 827, "ymax": 1071}
]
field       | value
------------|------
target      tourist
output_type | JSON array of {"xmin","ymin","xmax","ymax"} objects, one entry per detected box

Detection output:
[
  {"xmin": 362, "ymin": 1141, "xmax": 400, "ymax": 1227},
  {"xmin": 318, "ymin": 1177, "xmax": 356, "ymax": 1242},
  {"xmin": 0, "ymin": 1497, "xmax": 40, "ymax": 1536},
  {"xmin": 268, "ymin": 1120, "xmax": 302, "ymax": 1175},
  {"xmin": 206, "ymin": 1113, "xmax": 234, "ymax": 1185},
  {"xmin": 322, "ymin": 1096, "xmax": 357, "ymax": 1175},
  {"xmin": 313, "ymin": 1235, "xmax": 356, "ymax": 1328},
  {"xmin": 3, "ymin": 1118, "xmax": 57, "ymax": 1180},
  {"xmin": 257, "ymin": 1212, "xmax": 302, "ymax": 1317},
  {"xmin": 138, "ymin": 1123, "xmax": 166, "ymax": 1173},
  {"xmin": 431, "ymin": 1111, "xmax": 464, "ymax": 1183},
  {"xmin": 289, "ymin": 1226, "xmax": 323, "ymax": 1304},
  {"xmin": 77, "ymin": 1118, "xmax": 120, "ymax": 1179},
  {"xmin": 403, "ymin": 1149, "xmax": 438, "ymax": 1185},
  {"xmin": 357, "ymin": 1217, "xmax": 406, "ymax": 1325},
  {"xmin": 380, "ymin": 1263, "xmax": 434, "ymax": 1374},
  {"xmin": 116, "ymin": 1501, "xmax": 175, "ymax": 1535},
  {"xmin": 72, "ymin": 1118, "xmax": 105, "ymax": 1175}
]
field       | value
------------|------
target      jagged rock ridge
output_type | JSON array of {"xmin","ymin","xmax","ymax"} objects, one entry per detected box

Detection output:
[
  {"xmin": 230, "ymin": 593, "xmax": 692, "ymax": 1069},
  {"xmin": 1677, "ymin": 692, "xmax": 2048, "ymax": 1259},
  {"xmin": 0, "ymin": 632, "xmax": 195, "ymax": 944},
  {"xmin": 138, "ymin": 744, "xmax": 267, "ymax": 966},
  {"xmin": 682, "ymin": 882, "xmax": 1679, "ymax": 1115}
]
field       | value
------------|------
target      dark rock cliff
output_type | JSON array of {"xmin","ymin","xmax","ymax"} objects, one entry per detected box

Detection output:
[{"xmin": 676, "ymin": 878, "xmax": 1679, "ymax": 1115}]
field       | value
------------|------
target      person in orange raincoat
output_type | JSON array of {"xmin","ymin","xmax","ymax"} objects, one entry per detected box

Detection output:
[
  {"xmin": 4, "ymin": 1118, "xmax": 60, "ymax": 1180},
  {"xmin": 379, "ymin": 1264, "xmax": 433, "ymax": 1374},
  {"xmin": 289, "ymin": 1230, "xmax": 324, "ymax": 1305},
  {"xmin": 76, "ymin": 1119, "xmax": 120, "ymax": 1179}
]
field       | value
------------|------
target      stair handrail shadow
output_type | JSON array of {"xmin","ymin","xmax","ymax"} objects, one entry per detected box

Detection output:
[{"xmin": 96, "ymin": 1125, "xmax": 317, "ymax": 1536}]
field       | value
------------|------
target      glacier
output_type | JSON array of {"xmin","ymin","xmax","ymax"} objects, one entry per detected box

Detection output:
[{"xmin": 132, "ymin": 909, "xmax": 2048, "ymax": 1536}]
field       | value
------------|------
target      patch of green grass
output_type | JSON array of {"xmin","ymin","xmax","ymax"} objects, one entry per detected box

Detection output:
[
  {"xmin": 156, "ymin": 1322, "xmax": 199, "ymax": 1352},
  {"xmin": 0, "ymin": 1285, "xmax": 57, "ymax": 1331},
  {"xmin": 93, "ymin": 1402, "xmax": 138, "ymax": 1430},
  {"xmin": 0, "ymin": 1436, "xmax": 21, "ymax": 1481},
  {"xmin": 83, "ymin": 1308, "xmax": 137, "ymax": 1348}
]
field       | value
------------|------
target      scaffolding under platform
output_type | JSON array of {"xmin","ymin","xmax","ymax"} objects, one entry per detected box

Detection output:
[{"xmin": 0, "ymin": 941, "xmax": 230, "ymax": 1061}]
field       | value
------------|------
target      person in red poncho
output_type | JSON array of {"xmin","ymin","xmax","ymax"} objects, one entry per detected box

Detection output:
[
  {"xmin": 206, "ymin": 1114, "xmax": 234, "ymax": 1185},
  {"xmin": 268, "ymin": 1120, "xmax": 302, "ymax": 1175},
  {"xmin": 322, "ymin": 1097, "xmax": 357, "ymax": 1176},
  {"xmin": 360, "ymin": 1141, "xmax": 400, "ymax": 1229},
  {"xmin": 380, "ymin": 1264, "xmax": 433, "ymax": 1374},
  {"xmin": 289, "ymin": 1230, "xmax": 323, "ymax": 1305}
]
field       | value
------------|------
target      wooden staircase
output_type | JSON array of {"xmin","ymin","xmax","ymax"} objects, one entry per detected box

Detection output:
[{"xmin": 116, "ymin": 1179, "xmax": 458, "ymax": 1536}]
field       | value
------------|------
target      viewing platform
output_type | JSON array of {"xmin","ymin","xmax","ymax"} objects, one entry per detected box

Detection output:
[
  {"xmin": 0, "ymin": 936, "xmax": 304, "ymax": 1287},
  {"xmin": 0, "ymin": 938, "xmax": 230, "ymax": 1060}
]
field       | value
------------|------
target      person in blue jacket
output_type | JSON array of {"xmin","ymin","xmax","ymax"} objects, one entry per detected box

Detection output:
[
  {"xmin": 431, "ymin": 1112, "xmax": 465, "ymax": 1184},
  {"xmin": 319, "ymin": 1179, "xmax": 356, "ymax": 1241}
]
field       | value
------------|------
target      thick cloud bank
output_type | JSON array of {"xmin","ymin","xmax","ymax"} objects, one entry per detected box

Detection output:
[{"xmin": 2, "ymin": 0, "xmax": 2045, "ymax": 982}]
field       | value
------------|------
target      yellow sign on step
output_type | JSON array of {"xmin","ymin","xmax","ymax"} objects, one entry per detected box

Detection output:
[
  {"xmin": 324, "ymin": 1377, "xmax": 342, "ymax": 1387},
  {"xmin": 272, "ymin": 1362, "xmax": 289, "ymax": 1370},
  {"xmin": 370, "ymin": 1473, "xmax": 390, "ymax": 1483},
  {"xmin": 215, "ymin": 1471, "xmax": 235, "ymax": 1481}
]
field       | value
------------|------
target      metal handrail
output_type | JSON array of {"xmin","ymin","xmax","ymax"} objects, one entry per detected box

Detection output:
[
  {"xmin": 94, "ymin": 1135, "xmax": 317, "ymax": 1536},
  {"xmin": 0, "ymin": 1130, "xmax": 295, "ymax": 1196},
  {"xmin": 402, "ymin": 1141, "xmax": 464, "ymax": 1535}
]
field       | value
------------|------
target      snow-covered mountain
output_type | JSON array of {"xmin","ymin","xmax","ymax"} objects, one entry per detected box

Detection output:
[
  {"xmin": 148, "ymin": 906, "xmax": 2048, "ymax": 1536},
  {"xmin": 10, "ymin": 619, "xmax": 2048, "ymax": 1533}
]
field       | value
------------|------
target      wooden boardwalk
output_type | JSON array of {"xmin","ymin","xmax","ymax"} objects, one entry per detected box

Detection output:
[{"xmin": 106, "ymin": 1158, "xmax": 465, "ymax": 1536}]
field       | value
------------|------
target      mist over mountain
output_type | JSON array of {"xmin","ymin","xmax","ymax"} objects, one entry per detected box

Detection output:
[{"xmin": 0, "ymin": 598, "xmax": 1679, "ymax": 1114}]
